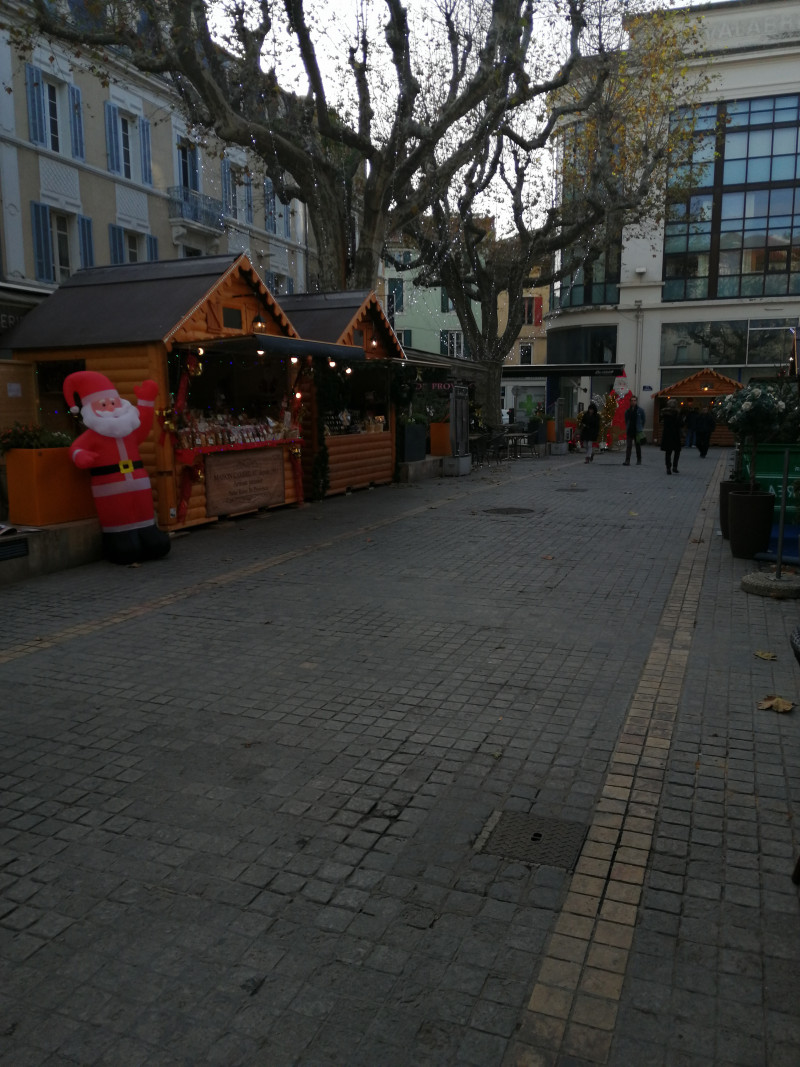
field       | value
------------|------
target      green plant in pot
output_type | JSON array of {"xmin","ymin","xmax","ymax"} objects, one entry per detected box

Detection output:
[{"xmin": 716, "ymin": 385, "xmax": 784, "ymax": 557}]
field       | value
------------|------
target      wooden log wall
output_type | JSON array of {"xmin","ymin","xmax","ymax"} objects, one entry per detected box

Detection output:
[{"xmin": 325, "ymin": 433, "xmax": 394, "ymax": 495}]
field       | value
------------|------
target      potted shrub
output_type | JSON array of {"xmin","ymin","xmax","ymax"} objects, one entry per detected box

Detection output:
[
  {"xmin": 716, "ymin": 385, "xmax": 785, "ymax": 558},
  {"xmin": 0, "ymin": 422, "xmax": 95, "ymax": 526}
]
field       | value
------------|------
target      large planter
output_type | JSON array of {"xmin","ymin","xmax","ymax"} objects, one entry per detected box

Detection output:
[
  {"xmin": 6, "ymin": 447, "xmax": 95, "ymax": 526},
  {"xmin": 398, "ymin": 423, "xmax": 427, "ymax": 463},
  {"xmin": 728, "ymin": 490, "xmax": 775, "ymax": 559},
  {"xmin": 429, "ymin": 422, "xmax": 451, "ymax": 457},
  {"xmin": 719, "ymin": 479, "xmax": 746, "ymax": 539}
]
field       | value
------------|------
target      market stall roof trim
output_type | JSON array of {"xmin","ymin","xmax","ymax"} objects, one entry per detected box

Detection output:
[
  {"xmin": 4, "ymin": 254, "xmax": 295, "ymax": 351},
  {"xmin": 279, "ymin": 291, "xmax": 406, "ymax": 359},
  {"xmin": 651, "ymin": 369, "xmax": 742, "ymax": 397}
]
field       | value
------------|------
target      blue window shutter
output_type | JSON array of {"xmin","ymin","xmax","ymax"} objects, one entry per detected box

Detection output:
[
  {"xmin": 440, "ymin": 287, "xmax": 449, "ymax": 313},
  {"xmin": 68, "ymin": 84, "xmax": 85, "ymax": 160},
  {"xmin": 78, "ymin": 215, "xmax": 94, "ymax": 268},
  {"xmin": 244, "ymin": 176, "xmax": 253, "ymax": 224},
  {"xmin": 108, "ymin": 223, "xmax": 125, "ymax": 264},
  {"xmin": 104, "ymin": 102, "xmax": 121, "ymax": 173},
  {"xmin": 139, "ymin": 117, "xmax": 152, "ymax": 185},
  {"xmin": 440, "ymin": 330, "xmax": 448, "ymax": 355},
  {"xmin": 265, "ymin": 271, "xmax": 276, "ymax": 291},
  {"xmin": 286, "ymin": 276, "xmax": 294, "ymax": 294},
  {"xmin": 221, "ymin": 159, "xmax": 232, "ymax": 216},
  {"xmin": 31, "ymin": 202, "xmax": 54, "ymax": 281},
  {"xmin": 283, "ymin": 202, "xmax": 291, "ymax": 238},
  {"xmin": 264, "ymin": 179, "xmax": 276, "ymax": 233},
  {"xmin": 26, "ymin": 65, "xmax": 46, "ymax": 146},
  {"xmin": 146, "ymin": 234, "xmax": 158, "ymax": 261}
]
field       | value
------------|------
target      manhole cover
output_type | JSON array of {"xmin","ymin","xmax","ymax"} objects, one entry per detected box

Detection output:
[
  {"xmin": 477, "ymin": 812, "xmax": 587, "ymax": 868},
  {"xmin": 483, "ymin": 507, "xmax": 536, "ymax": 515}
]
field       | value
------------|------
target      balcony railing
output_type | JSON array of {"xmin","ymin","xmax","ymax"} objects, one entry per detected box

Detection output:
[{"xmin": 167, "ymin": 187, "xmax": 224, "ymax": 231}]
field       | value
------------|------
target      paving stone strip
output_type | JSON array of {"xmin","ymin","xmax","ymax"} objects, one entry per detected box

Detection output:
[{"xmin": 506, "ymin": 461, "xmax": 722, "ymax": 1066}]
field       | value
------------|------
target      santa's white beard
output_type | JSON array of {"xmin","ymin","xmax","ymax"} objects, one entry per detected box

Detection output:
[{"xmin": 82, "ymin": 400, "xmax": 141, "ymax": 438}]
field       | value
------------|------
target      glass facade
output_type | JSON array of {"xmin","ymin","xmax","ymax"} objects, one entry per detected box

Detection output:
[
  {"xmin": 660, "ymin": 318, "xmax": 798, "ymax": 369},
  {"xmin": 664, "ymin": 95, "xmax": 800, "ymax": 301}
]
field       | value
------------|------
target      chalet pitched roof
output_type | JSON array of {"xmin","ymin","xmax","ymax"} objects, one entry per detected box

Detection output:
[
  {"xmin": 5, "ymin": 254, "xmax": 294, "ymax": 350},
  {"xmin": 652, "ymin": 369, "xmax": 743, "ymax": 397},
  {"xmin": 279, "ymin": 291, "xmax": 405, "ymax": 358}
]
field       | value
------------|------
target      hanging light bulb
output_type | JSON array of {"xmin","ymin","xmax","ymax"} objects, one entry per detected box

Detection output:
[
  {"xmin": 345, "ymin": 367, "xmax": 353, "ymax": 375},
  {"xmin": 290, "ymin": 356, "xmax": 299, "ymax": 364}
]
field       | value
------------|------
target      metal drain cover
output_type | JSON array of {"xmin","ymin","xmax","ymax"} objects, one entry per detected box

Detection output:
[
  {"xmin": 478, "ymin": 812, "xmax": 587, "ymax": 868},
  {"xmin": 483, "ymin": 507, "xmax": 536, "ymax": 515}
]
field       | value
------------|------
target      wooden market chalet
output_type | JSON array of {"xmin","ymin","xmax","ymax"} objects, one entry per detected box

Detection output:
[{"xmin": 4, "ymin": 254, "xmax": 409, "ymax": 532}]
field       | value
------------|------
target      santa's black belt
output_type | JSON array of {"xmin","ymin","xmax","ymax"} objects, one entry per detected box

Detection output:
[{"xmin": 90, "ymin": 460, "xmax": 144, "ymax": 476}]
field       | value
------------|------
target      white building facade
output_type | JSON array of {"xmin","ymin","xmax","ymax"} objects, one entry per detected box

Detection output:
[{"xmin": 547, "ymin": 0, "xmax": 800, "ymax": 432}]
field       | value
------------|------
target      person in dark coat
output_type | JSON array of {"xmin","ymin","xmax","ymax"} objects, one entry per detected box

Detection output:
[
  {"xmin": 580, "ymin": 402, "xmax": 600, "ymax": 463},
  {"xmin": 695, "ymin": 406, "xmax": 715, "ymax": 457},
  {"xmin": 660, "ymin": 399, "xmax": 683, "ymax": 475}
]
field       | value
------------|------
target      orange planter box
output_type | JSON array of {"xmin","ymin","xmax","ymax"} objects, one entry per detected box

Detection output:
[
  {"xmin": 6, "ymin": 447, "xmax": 96, "ymax": 526},
  {"xmin": 429, "ymin": 422, "xmax": 451, "ymax": 457}
]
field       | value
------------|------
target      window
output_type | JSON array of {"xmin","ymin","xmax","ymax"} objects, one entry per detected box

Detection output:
[
  {"xmin": 178, "ymin": 139, "xmax": 199, "ymax": 192},
  {"xmin": 523, "ymin": 299, "xmax": 534, "ymax": 325},
  {"xmin": 221, "ymin": 159, "xmax": 237, "ymax": 219},
  {"xmin": 400, "ymin": 329, "xmax": 412, "ymax": 347},
  {"xmin": 264, "ymin": 179, "xmax": 277, "ymax": 233},
  {"xmin": 664, "ymin": 95, "xmax": 800, "ymax": 301},
  {"xmin": 31, "ymin": 202, "xmax": 94, "ymax": 282},
  {"xmin": 105, "ymin": 102, "xmax": 152, "ymax": 184},
  {"xmin": 440, "ymin": 330, "xmax": 464, "ymax": 358},
  {"xmin": 109, "ymin": 224, "xmax": 148, "ymax": 265},
  {"xmin": 283, "ymin": 203, "xmax": 292, "ymax": 239},
  {"xmin": 441, "ymin": 288, "xmax": 454, "ymax": 313},
  {"xmin": 520, "ymin": 343, "xmax": 532, "ymax": 365},
  {"xmin": 25, "ymin": 64, "xmax": 84, "ymax": 160},
  {"xmin": 388, "ymin": 278, "xmax": 404, "ymax": 315}
]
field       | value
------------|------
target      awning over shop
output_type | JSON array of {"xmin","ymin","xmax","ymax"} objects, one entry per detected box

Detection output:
[
  {"xmin": 199, "ymin": 334, "xmax": 366, "ymax": 362},
  {"xmin": 503, "ymin": 363, "xmax": 625, "ymax": 378}
]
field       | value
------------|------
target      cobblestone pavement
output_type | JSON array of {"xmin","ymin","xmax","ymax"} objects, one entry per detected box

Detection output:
[{"xmin": 1, "ymin": 447, "xmax": 798, "ymax": 1066}]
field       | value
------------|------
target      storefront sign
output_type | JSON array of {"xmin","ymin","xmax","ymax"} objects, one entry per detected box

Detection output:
[{"xmin": 205, "ymin": 448, "xmax": 285, "ymax": 516}]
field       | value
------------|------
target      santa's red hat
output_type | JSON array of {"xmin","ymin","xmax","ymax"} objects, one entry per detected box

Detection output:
[{"xmin": 63, "ymin": 371, "xmax": 120, "ymax": 415}]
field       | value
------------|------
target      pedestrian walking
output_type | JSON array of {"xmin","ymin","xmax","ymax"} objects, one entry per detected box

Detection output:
[
  {"xmin": 580, "ymin": 402, "xmax": 600, "ymax": 462},
  {"xmin": 684, "ymin": 405, "xmax": 698, "ymax": 448},
  {"xmin": 660, "ymin": 398, "xmax": 683, "ymax": 474},
  {"xmin": 622, "ymin": 395, "xmax": 646, "ymax": 465},
  {"xmin": 695, "ymin": 405, "xmax": 715, "ymax": 457}
]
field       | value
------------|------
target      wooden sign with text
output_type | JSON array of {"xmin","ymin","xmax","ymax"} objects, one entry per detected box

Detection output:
[{"xmin": 205, "ymin": 448, "xmax": 285, "ymax": 516}]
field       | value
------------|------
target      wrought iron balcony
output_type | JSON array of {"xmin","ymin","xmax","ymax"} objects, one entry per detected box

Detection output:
[{"xmin": 167, "ymin": 187, "xmax": 224, "ymax": 231}]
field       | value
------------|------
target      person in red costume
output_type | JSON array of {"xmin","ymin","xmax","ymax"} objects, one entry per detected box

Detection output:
[{"xmin": 63, "ymin": 370, "xmax": 170, "ymax": 565}]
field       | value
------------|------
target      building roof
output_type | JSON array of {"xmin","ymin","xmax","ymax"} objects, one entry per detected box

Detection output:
[
  {"xmin": 652, "ymin": 369, "xmax": 743, "ymax": 398},
  {"xmin": 5, "ymin": 254, "xmax": 294, "ymax": 350},
  {"xmin": 279, "ymin": 291, "xmax": 406, "ymax": 359}
]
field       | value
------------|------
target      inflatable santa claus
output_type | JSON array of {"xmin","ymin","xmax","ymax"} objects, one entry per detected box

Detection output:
[{"xmin": 63, "ymin": 370, "xmax": 171, "ymax": 565}]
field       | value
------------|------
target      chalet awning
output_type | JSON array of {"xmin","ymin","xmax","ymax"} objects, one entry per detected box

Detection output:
[{"xmin": 200, "ymin": 334, "xmax": 367, "ymax": 361}]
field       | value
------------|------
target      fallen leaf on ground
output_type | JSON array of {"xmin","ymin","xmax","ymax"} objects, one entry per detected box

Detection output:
[
  {"xmin": 757, "ymin": 695, "xmax": 794, "ymax": 713},
  {"xmin": 629, "ymin": 511, "xmax": 638, "ymax": 516},
  {"xmin": 541, "ymin": 555, "xmax": 554, "ymax": 560},
  {"xmin": 754, "ymin": 650, "xmax": 777, "ymax": 660}
]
